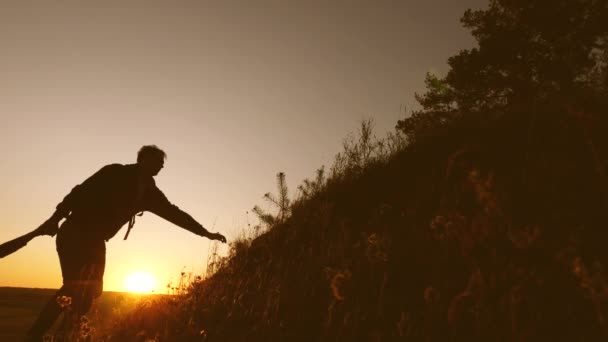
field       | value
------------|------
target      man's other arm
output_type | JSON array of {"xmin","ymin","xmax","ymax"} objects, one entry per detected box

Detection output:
[
  {"xmin": 145, "ymin": 185, "xmax": 226, "ymax": 243},
  {"xmin": 0, "ymin": 222, "xmax": 57, "ymax": 258}
]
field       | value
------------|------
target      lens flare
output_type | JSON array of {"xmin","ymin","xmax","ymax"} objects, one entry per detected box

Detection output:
[{"xmin": 125, "ymin": 271, "xmax": 156, "ymax": 293}]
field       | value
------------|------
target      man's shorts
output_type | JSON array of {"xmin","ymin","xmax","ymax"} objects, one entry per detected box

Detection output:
[{"xmin": 56, "ymin": 223, "xmax": 106, "ymax": 298}]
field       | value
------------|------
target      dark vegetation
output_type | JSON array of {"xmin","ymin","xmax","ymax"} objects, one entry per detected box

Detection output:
[
  {"xmin": 0, "ymin": 287, "xmax": 151, "ymax": 341},
  {"xmin": 107, "ymin": 1, "xmax": 608, "ymax": 341}
]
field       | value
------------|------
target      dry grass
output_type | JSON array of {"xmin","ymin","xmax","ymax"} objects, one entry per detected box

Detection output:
[{"xmin": 23, "ymin": 108, "xmax": 608, "ymax": 341}]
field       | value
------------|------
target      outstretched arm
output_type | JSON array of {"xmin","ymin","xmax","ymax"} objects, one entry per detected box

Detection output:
[
  {"xmin": 0, "ymin": 232, "xmax": 39, "ymax": 258},
  {"xmin": 0, "ymin": 221, "xmax": 58, "ymax": 258},
  {"xmin": 2, "ymin": 173, "xmax": 87, "ymax": 258},
  {"xmin": 145, "ymin": 186, "xmax": 226, "ymax": 243}
]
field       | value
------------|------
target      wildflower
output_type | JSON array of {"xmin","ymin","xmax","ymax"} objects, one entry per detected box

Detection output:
[
  {"xmin": 330, "ymin": 270, "xmax": 351, "ymax": 301},
  {"xmin": 56, "ymin": 295, "xmax": 72, "ymax": 310}
]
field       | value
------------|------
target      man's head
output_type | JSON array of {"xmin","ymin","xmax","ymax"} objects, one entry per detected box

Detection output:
[{"xmin": 137, "ymin": 145, "xmax": 166, "ymax": 177}]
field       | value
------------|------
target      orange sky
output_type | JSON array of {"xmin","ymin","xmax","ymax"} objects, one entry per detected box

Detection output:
[{"xmin": 0, "ymin": 0, "xmax": 485, "ymax": 292}]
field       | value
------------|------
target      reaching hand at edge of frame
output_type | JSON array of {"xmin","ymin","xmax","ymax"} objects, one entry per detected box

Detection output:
[{"xmin": 209, "ymin": 232, "xmax": 227, "ymax": 243}]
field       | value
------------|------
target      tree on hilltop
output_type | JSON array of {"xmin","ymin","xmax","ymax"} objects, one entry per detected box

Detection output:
[{"xmin": 398, "ymin": 0, "xmax": 608, "ymax": 142}]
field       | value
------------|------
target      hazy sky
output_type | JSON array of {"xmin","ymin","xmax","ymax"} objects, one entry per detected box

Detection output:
[{"xmin": 0, "ymin": 0, "xmax": 486, "ymax": 292}]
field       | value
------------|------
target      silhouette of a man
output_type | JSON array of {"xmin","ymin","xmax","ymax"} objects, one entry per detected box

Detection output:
[{"xmin": 26, "ymin": 145, "xmax": 226, "ymax": 341}]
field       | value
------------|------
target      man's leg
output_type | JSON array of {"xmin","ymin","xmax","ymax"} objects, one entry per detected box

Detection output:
[
  {"xmin": 26, "ymin": 231, "xmax": 105, "ymax": 341},
  {"xmin": 25, "ymin": 287, "xmax": 67, "ymax": 341},
  {"xmin": 60, "ymin": 240, "xmax": 106, "ymax": 323},
  {"xmin": 25, "ymin": 276, "xmax": 103, "ymax": 341},
  {"xmin": 25, "ymin": 231, "xmax": 77, "ymax": 342},
  {"xmin": 68, "ymin": 263, "xmax": 105, "ymax": 317}
]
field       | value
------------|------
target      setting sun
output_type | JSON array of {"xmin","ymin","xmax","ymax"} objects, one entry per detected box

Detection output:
[{"xmin": 125, "ymin": 271, "xmax": 157, "ymax": 293}]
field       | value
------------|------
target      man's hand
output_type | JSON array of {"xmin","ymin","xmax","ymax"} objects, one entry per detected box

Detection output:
[
  {"xmin": 198, "ymin": 225, "xmax": 226, "ymax": 243},
  {"xmin": 209, "ymin": 232, "xmax": 227, "ymax": 243}
]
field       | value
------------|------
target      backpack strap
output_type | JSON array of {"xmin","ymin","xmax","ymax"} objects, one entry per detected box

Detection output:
[
  {"xmin": 123, "ymin": 211, "xmax": 144, "ymax": 240},
  {"xmin": 124, "ymin": 174, "xmax": 148, "ymax": 241}
]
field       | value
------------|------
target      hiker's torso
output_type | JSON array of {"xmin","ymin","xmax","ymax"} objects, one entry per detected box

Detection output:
[{"xmin": 61, "ymin": 164, "xmax": 154, "ymax": 241}]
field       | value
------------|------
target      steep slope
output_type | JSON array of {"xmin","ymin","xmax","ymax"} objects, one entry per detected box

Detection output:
[{"xmin": 111, "ymin": 106, "xmax": 608, "ymax": 341}]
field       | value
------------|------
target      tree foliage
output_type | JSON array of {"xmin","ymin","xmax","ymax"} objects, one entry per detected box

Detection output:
[
  {"xmin": 252, "ymin": 172, "xmax": 291, "ymax": 228},
  {"xmin": 398, "ymin": 0, "xmax": 608, "ymax": 142}
]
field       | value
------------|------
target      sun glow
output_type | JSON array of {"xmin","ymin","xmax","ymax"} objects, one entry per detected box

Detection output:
[{"xmin": 125, "ymin": 271, "xmax": 157, "ymax": 293}]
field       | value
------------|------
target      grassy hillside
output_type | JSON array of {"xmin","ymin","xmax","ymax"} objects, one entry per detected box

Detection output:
[{"xmin": 108, "ymin": 105, "xmax": 608, "ymax": 341}]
